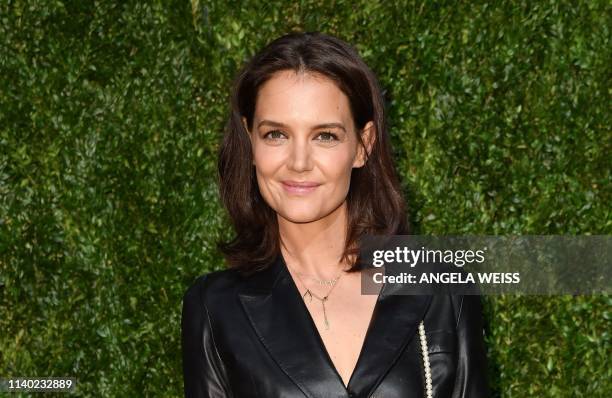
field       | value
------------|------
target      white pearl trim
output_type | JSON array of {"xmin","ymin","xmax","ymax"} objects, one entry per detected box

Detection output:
[{"xmin": 418, "ymin": 321, "xmax": 433, "ymax": 398}]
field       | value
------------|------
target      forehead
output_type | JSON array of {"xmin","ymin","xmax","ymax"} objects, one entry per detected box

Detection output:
[{"xmin": 254, "ymin": 70, "xmax": 353, "ymax": 127}]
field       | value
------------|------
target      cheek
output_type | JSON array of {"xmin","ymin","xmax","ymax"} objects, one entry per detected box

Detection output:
[
  {"xmin": 324, "ymin": 149, "xmax": 355, "ymax": 176},
  {"xmin": 252, "ymin": 145, "xmax": 282, "ymax": 174}
]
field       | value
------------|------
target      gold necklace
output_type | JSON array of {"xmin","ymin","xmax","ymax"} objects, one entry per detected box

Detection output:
[
  {"xmin": 287, "ymin": 263, "xmax": 345, "ymax": 330},
  {"xmin": 294, "ymin": 272, "xmax": 340, "ymax": 286}
]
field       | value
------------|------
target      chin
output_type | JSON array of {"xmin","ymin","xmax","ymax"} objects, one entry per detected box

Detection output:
[{"xmin": 278, "ymin": 208, "xmax": 325, "ymax": 224}]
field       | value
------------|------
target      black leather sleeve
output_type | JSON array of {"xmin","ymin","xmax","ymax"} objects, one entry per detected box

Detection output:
[
  {"xmin": 181, "ymin": 276, "xmax": 233, "ymax": 398},
  {"xmin": 451, "ymin": 295, "xmax": 490, "ymax": 398}
]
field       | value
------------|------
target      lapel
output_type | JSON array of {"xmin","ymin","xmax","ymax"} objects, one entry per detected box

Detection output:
[{"xmin": 238, "ymin": 254, "xmax": 432, "ymax": 398}]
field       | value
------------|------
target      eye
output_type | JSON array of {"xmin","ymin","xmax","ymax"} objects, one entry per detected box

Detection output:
[
  {"xmin": 316, "ymin": 131, "xmax": 339, "ymax": 142},
  {"xmin": 263, "ymin": 130, "xmax": 286, "ymax": 140}
]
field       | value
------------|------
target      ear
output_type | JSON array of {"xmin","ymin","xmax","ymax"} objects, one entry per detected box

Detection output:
[{"xmin": 353, "ymin": 121, "xmax": 376, "ymax": 168}]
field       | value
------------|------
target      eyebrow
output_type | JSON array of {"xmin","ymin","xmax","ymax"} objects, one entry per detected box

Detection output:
[{"xmin": 257, "ymin": 119, "xmax": 347, "ymax": 132}]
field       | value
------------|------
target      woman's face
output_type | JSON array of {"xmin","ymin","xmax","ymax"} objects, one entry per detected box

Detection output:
[{"xmin": 245, "ymin": 70, "xmax": 373, "ymax": 224}]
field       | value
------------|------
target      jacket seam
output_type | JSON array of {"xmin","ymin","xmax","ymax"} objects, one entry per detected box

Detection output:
[
  {"xmin": 199, "ymin": 276, "xmax": 233, "ymax": 396},
  {"xmin": 450, "ymin": 295, "xmax": 465, "ymax": 398},
  {"xmin": 455, "ymin": 295, "xmax": 465, "ymax": 329}
]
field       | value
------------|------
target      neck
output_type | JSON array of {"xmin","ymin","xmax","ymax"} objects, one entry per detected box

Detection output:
[{"xmin": 278, "ymin": 200, "xmax": 351, "ymax": 280}]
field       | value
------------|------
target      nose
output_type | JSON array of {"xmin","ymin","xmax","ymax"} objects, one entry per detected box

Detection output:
[{"xmin": 287, "ymin": 137, "xmax": 313, "ymax": 172}]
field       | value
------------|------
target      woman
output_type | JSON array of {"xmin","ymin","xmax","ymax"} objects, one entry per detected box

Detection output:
[{"xmin": 182, "ymin": 31, "xmax": 489, "ymax": 397}]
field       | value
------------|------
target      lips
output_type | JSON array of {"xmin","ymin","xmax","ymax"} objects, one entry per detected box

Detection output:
[
  {"xmin": 281, "ymin": 180, "xmax": 321, "ymax": 194},
  {"xmin": 282, "ymin": 180, "xmax": 320, "ymax": 187}
]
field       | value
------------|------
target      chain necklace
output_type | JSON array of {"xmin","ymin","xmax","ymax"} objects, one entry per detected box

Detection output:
[
  {"xmin": 294, "ymin": 272, "xmax": 340, "ymax": 286},
  {"xmin": 286, "ymin": 263, "xmax": 345, "ymax": 330}
]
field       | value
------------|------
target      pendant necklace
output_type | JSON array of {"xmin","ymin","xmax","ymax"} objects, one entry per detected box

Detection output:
[{"xmin": 287, "ymin": 263, "xmax": 345, "ymax": 330}]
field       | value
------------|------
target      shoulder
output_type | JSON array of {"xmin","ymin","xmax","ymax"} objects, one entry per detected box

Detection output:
[
  {"xmin": 421, "ymin": 261, "xmax": 484, "ymax": 326},
  {"xmin": 425, "ymin": 293, "xmax": 484, "ymax": 331},
  {"xmin": 182, "ymin": 268, "xmax": 245, "ymax": 310}
]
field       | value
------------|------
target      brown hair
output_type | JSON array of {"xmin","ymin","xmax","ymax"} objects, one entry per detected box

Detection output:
[{"xmin": 217, "ymin": 31, "xmax": 410, "ymax": 275}]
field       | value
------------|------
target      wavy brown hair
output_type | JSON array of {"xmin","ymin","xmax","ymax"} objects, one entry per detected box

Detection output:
[{"xmin": 216, "ymin": 31, "xmax": 410, "ymax": 275}]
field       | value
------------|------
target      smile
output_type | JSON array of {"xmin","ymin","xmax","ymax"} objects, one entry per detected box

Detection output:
[{"xmin": 281, "ymin": 181, "xmax": 320, "ymax": 194}]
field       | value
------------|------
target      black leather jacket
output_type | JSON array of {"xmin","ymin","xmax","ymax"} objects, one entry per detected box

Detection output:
[{"xmin": 182, "ymin": 254, "xmax": 490, "ymax": 397}]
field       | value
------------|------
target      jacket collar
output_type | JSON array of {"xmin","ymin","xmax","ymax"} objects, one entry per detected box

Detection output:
[{"xmin": 238, "ymin": 253, "xmax": 432, "ymax": 397}]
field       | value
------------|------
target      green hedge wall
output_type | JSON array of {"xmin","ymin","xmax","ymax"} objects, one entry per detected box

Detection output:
[{"xmin": 1, "ymin": 1, "xmax": 610, "ymax": 396}]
